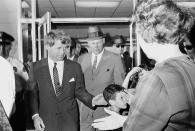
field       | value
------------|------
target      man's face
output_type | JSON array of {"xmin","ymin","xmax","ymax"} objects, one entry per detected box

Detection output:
[
  {"xmin": 183, "ymin": 39, "xmax": 195, "ymax": 59},
  {"xmin": 113, "ymin": 39, "xmax": 124, "ymax": 54},
  {"xmin": 47, "ymin": 39, "xmax": 67, "ymax": 61},
  {"xmin": 75, "ymin": 44, "xmax": 81, "ymax": 55},
  {"xmin": 110, "ymin": 92, "xmax": 127, "ymax": 109},
  {"xmin": 64, "ymin": 43, "xmax": 71, "ymax": 58},
  {"xmin": 88, "ymin": 38, "xmax": 105, "ymax": 55}
]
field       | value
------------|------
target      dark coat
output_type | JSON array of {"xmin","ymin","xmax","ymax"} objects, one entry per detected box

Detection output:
[{"xmin": 27, "ymin": 58, "xmax": 93, "ymax": 131}]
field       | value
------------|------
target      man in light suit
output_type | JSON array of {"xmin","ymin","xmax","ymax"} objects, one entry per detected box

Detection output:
[
  {"xmin": 78, "ymin": 26, "xmax": 125, "ymax": 131},
  {"xmin": 27, "ymin": 30, "xmax": 103, "ymax": 131}
]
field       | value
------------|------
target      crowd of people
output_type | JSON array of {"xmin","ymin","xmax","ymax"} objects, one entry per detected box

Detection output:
[{"xmin": 0, "ymin": 0, "xmax": 195, "ymax": 131}]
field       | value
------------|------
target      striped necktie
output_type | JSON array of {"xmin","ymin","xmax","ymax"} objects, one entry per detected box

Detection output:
[{"xmin": 53, "ymin": 62, "xmax": 62, "ymax": 96}]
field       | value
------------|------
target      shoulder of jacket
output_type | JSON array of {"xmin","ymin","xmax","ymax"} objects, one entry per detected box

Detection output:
[{"xmin": 78, "ymin": 53, "xmax": 90, "ymax": 63}]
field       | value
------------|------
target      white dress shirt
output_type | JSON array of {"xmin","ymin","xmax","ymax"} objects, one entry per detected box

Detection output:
[
  {"xmin": 67, "ymin": 55, "xmax": 75, "ymax": 61},
  {"xmin": 0, "ymin": 56, "xmax": 15, "ymax": 117},
  {"xmin": 48, "ymin": 57, "xmax": 64, "ymax": 94},
  {"xmin": 91, "ymin": 49, "xmax": 104, "ymax": 68}
]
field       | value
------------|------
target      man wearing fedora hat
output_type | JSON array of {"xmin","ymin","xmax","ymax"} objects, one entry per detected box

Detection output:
[{"xmin": 78, "ymin": 25, "xmax": 125, "ymax": 131}]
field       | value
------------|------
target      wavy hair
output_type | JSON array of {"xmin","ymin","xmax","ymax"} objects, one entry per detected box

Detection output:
[
  {"xmin": 135, "ymin": 0, "xmax": 194, "ymax": 45},
  {"xmin": 44, "ymin": 30, "xmax": 71, "ymax": 47}
]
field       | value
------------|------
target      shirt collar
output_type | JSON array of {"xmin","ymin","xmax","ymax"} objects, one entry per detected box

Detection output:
[
  {"xmin": 48, "ymin": 57, "xmax": 64, "ymax": 67},
  {"xmin": 92, "ymin": 49, "xmax": 104, "ymax": 58}
]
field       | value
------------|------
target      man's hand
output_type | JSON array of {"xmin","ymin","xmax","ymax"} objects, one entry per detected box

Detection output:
[
  {"xmin": 92, "ymin": 108, "xmax": 127, "ymax": 130},
  {"xmin": 33, "ymin": 115, "xmax": 45, "ymax": 131},
  {"xmin": 122, "ymin": 89, "xmax": 135, "ymax": 105},
  {"xmin": 92, "ymin": 93, "xmax": 107, "ymax": 106}
]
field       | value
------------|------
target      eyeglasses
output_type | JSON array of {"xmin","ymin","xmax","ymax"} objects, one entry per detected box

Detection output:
[
  {"xmin": 184, "ymin": 45, "xmax": 193, "ymax": 50},
  {"xmin": 115, "ymin": 44, "xmax": 124, "ymax": 48},
  {"xmin": 61, "ymin": 39, "xmax": 71, "ymax": 45}
]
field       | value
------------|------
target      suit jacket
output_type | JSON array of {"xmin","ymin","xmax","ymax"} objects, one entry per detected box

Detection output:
[
  {"xmin": 27, "ymin": 58, "xmax": 94, "ymax": 131},
  {"xmin": 79, "ymin": 50, "xmax": 125, "ymax": 95},
  {"xmin": 78, "ymin": 49, "xmax": 125, "ymax": 131}
]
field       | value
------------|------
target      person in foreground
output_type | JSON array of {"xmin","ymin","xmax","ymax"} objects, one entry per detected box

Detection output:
[
  {"xmin": 92, "ymin": 0, "xmax": 195, "ymax": 130},
  {"xmin": 27, "ymin": 30, "xmax": 105, "ymax": 131}
]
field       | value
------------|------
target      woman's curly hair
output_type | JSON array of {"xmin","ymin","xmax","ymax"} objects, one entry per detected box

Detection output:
[{"xmin": 135, "ymin": 0, "xmax": 194, "ymax": 45}]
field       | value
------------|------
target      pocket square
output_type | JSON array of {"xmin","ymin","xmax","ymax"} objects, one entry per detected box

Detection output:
[{"xmin": 69, "ymin": 77, "xmax": 75, "ymax": 82}]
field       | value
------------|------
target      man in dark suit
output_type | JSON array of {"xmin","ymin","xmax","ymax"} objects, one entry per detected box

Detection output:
[{"xmin": 27, "ymin": 30, "xmax": 104, "ymax": 131}]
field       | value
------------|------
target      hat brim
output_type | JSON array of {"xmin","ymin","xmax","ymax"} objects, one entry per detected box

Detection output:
[{"xmin": 86, "ymin": 35, "xmax": 105, "ymax": 41}]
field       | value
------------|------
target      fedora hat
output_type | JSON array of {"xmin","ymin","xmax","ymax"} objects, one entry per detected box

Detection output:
[
  {"xmin": 87, "ymin": 26, "xmax": 105, "ymax": 41},
  {"xmin": 0, "ymin": 32, "xmax": 14, "ymax": 45}
]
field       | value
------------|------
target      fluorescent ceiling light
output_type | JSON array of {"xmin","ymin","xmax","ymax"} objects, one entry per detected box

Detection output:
[
  {"xmin": 76, "ymin": 1, "xmax": 119, "ymax": 8},
  {"xmin": 176, "ymin": 2, "xmax": 195, "ymax": 8}
]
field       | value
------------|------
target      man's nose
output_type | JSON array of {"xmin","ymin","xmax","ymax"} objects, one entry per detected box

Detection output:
[{"xmin": 94, "ymin": 42, "xmax": 99, "ymax": 47}]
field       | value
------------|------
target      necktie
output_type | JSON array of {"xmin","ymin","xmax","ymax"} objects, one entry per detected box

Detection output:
[
  {"xmin": 92, "ymin": 55, "xmax": 97, "ymax": 80},
  {"xmin": 92, "ymin": 55, "xmax": 97, "ymax": 70},
  {"xmin": 53, "ymin": 63, "xmax": 62, "ymax": 96}
]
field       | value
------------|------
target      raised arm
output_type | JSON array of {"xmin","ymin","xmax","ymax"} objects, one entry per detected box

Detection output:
[{"xmin": 122, "ymin": 67, "xmax": 143, "ymax": 89}]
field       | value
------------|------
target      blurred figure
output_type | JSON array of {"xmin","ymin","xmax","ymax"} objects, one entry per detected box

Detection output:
[
  {"xmin": 78, "ymin": 25, "xmax": 125, "ymax": 131},
  {"xmin": 123, "ymin": 51, "xmax": 132, "ymax": 74},
  {"xmin": 183, "ymin": 22, "xmax": 195, "ymax": 62},
  {"xmin": 113, "ymin": 35, "xmax": 132, "ymax": 74},
  {"xmin": 75, "ymin": 39, "xmax": 81, "ymax": 57},
  {"xmin": 65, "ymin": 38, "xmax": 80, "ymax": 62},
  {"xmin": 113, "ymin": 35, "xmax": 125, "ymax": 56},
  {"xmin": 79, "ymin": 46, "xmax": 88, "ymax": 56},
  {"xmin": 0, "ymin": 32, "xmax": 15, "ymax": 130},
  {"xmin": 0, "ymin": 32, "xmax": 28, "ymax": 131},
  {"xmin": 92, "ymin": 0, "xmax": 195, "ymax": 130}
]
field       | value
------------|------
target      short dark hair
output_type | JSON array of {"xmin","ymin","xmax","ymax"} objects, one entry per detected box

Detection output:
[
  {"xmin": 135, "ymin": 0, "xmax": 194, "ymax": 45},
  {"xmin": 103, "ymin": 84, "xmax": 125, "ymax": 106},
  {"xmin": 45, "ymin": 30, "xmax": 71, "ymax": 47},
  {"xmin": 113, "ymin": 35, "xmax": 125, "ymax": 47},
  {"xmin": 70, "ymin": 38, "xmax": 77, "ymax": 53}
]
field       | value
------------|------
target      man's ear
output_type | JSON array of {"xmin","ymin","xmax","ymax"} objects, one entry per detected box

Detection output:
[
  {"xmin": 108, "ymin": 100, "xmax": 115, "ymax": 106},
  {"xmin": 45, "ymin": 44, "xmax": 50, "ymax": 50}
]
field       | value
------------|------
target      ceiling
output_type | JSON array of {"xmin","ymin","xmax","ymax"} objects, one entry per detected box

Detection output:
[
  {"xmin": 23, "ymin": 0, "xmax": 195, "ymax": 18},
  {"xmin": 36, "ymin": 0, "xmax": 134, "ymax": 18}
]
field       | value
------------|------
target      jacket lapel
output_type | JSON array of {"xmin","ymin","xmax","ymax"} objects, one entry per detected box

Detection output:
[
  {"xmin": 42, "ymin": 59, "xmax": 58, "ymax": 100},
  {"xmin": 94, "ymin": 50, "xmax": 108, "ymax": 75}
]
